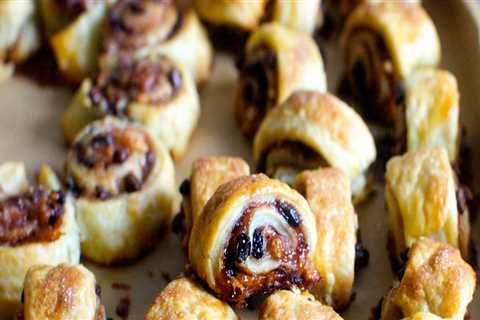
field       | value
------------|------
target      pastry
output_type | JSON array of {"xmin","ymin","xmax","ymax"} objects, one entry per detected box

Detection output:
[
  {"xmin": 264, "ymin": 0, "xmax": 322, "ymax": 35},
  {"xmin": 294, "ymin": 168, "xmax": 357, "ymax": 310},
  {"xmin": 235, "ymin": 23, "xmax": 327, "ymax": 139},
  {"xmin": 378, "ymin": 238, "xmax": 476, "ymax": 320},
  {"xmin": 42, "ymin": 0, "xmax": 110, "ymax": 83},
  {"xmin": 0, "ymin": 0, "xmax": 41, "ymax": 83},
  {"xmin": 259, "ymin": 289, "xmax": 344, "ymax": 320},
  {"xmin": 64, "ymin": 117, "xmax": 177, "ymax": 264},
  {"xmin": 100, "ymin": 0, "xmax": 213, "ymax": 84},
  {"xmin": 253, "ymin": 90, "xmax": 376, "ymax": 203},
  {"xmin": 145, "ymin": 277, "xmax": 238, "ymax": 320},
  {"xmin": 385, "ymin": 148, "xmax": 471, "ymax": 266},
  {"xmin": 62, "ymin": 55, "xmax": 199, "ymax": 159},
  {"xmin": 18, "ymin": 264, "xmax": 105, "ymax": 320},
  {"xmin": 174, "ymin": 156, "xmax": 250, "ymax": 248},
  {"xmin": 188, "ymin": 174, "xmax": 319, "ymax": 306},
  {"xmin": 0, "ymin": 162, "xmax": 80, "ymax": 316},
  {"xmin": 341, "ymin": 2, "xmax": 440, "ymax": 124}
]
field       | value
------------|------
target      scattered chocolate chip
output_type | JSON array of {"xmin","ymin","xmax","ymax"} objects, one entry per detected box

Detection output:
[
  {"xmin": 355, "ymin": 242, "xmax": 370, "ymax": 272},
  {"xmin": 95, "ymin": 186, "xmax": 111, "ymax": 200},
  {"xmin": 179, "ymin": 179, "xmax": 191, "ymax": 196},
  {"xmin": 252, "ymin": 228, "xmax": 264, "ymax": 259},
  {"xmin": 276, "ymin": 201, "xmax": 300, "ymax": 227},
  {"xmin": 113, "ymin": 148, "xmax": 129, "ymax": 164},
  {"xmin": 115, "ymin": 296, "xmax": 130, "ymax": 320},
  {"xmin": 124, "ymin": 174, "xmax": 142, "ymax": 193},
  {"xmin": 235, "ymin": 233, "xmax": 251, "ymax": 262}
]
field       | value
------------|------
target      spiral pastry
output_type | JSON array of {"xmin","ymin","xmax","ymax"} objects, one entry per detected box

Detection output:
[
  {"xmin": 264, "ymin": 0, "xmax": 322, "ymax": 35},
  {"xmin": 253, "ymin": 91, "xmax": 376, "ymax": 203},
  {"xmin": 145, "ymin": 277, "xmax": 238, "ymax": 320},
  {"xmin": 0, "ymin": 162, "xmax": 80, "ymax": 316},
  {"xmin": 100, "ymin": 0, "xmax": 213, "ymax": 84},
  {"xmin": 42, "ymin": 0, "xmax": 110, "ymax": 83},
  {"xmin": 189, "ymin": 174, "xmax": 319, "ymax": 306},
  {"xmin": 294, "ymin": 168, "xmax": 357, "ymax": 310},
  {"xmin": 175, "ymin": 156, "xmax": 250, "ymax": 249},
  {"xmin": 341, "ymin": 2, "xmax": 440, "ymax": 125},
  {"xmin": 64, "ymin": 117, "xmax": 177, "ymax": 264},
  {"xmin": 62, "ymin": 55, "xmax": 199, "ymax": 159},
  {"xmin": 385, "ymin": 148, "xmax": 471, "ymax": 267},
  {"xmin": 0, "ymin": 0, "xmax": 41, "ymax": 83},
  {"xmin": 259, "ymin": 289, "xmax": 343, "ymax": 320},
  {"xmin": 18, "ymin": 264, "xmax": 105, "ymax": 320},
  {"xmin": 235, "ymin": 23, "xmax": 327, "ymax": 139},
  {"xmin": 378, "ymin": 238, "xmax": 476, "ymax": 320}
]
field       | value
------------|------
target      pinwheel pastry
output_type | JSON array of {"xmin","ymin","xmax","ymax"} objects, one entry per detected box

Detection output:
[
  {"xmin": 61, "ymin": 54, "xmax": 199, "ymax": 159},
  {"xmin": 341, "ymin": 2, "xmax": 440, "ymax": 125},
  {"xmin": 0, "ymin": 162, "xmax": 80, "ymax": 316},
  {"xmin": 64, "ymin": 117, "xmax": 177, "ymax": 265},
  {"xmin": 294, "ymin": 168, "xmax": 357, "ymax": 310},
  {"xmin": 0, "ymin": 0, "xmax": 41, "ymax": 83},
  {"xmin": 263, "ymin": 0, "xmax": 323, "ymax": 35},
  {"xmin": 17, "ymin": 264, "xmax": 105, "ymax": 320},
  {"xmin": 253, "ymin": 90, "xmax": 376, "ymax": 203},
  {"xmin": 377, "ymin": 238, "xmax": 476, "ymax": 320},
  {"xmin": 385, "ymin": 148, "xmax": 471, "ymax": 268},
  {"xmin": 259, "ymin": 289, "xmax": 344, "ymax": 320},
  {"xmin": 235, "ymin": 23, "xmax": 327, "ymax": 139},
  {"xmin": 145, "ymin": 277, "xmax": 238, "ymax": 320},
  {"xmin": 174, "ymin": 156, "xmax": 250, "ymax": 249},
  {"xmin": 188, "ymin": 174, "xmax": 319, "ymax": 306},
  {"xmin": 100, "ymin": 0, "xmax": 213, "ymax": 84},
  {"xmin": 40, "ymin": 0, "xmax": 110, "ymax": 83}
]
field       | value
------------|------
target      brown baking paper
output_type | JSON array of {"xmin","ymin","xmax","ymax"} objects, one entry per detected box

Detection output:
[{"xmin": 0, "ymin": 0, "xmax": 479, "ymax": 319}]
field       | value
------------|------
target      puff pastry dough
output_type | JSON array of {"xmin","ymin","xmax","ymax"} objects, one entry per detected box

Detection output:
[
  {"xmin": 259, "ymin": 289, "xmax": 344, "ymax": 320},
  {"xmin": 385, "ymin": 148, "xmax": 470, "ymax": 265},
  {"xmin": 62, "ymin": 55, "xmax": 199, "ymax": 159},
  {"xmin": 189, "ymin": 174, "xmax": 319, "ymax": 306},
  {"xmin": 64, "ymin": 117, "xmax": 177, "ymax": 264},
  {"xmin": 20, "ymin": 264, "xmax": 105, "ymax": 320},
  {"xmin": 379, "ymin": 238, "xmax": 476, "ymax": 320},
  {"xmin": 253, "ymin": 90, "xmax": 376, "ymax": 203},
  {"xmin": 342, "ymin": 1, "xmax": 440, "ymax": 124},
  {"xmin": 266, "ymin": 0, "xmax": 322, "ymax": 34},
  {"xmin": 294, "ymin": 168, "xmax": 357, "ymax": 310},
  {"xmin": 101, "ymin": 0, "xmax": 213, "ymax": 84},
  {"xmin": 175, "ymin": 156, "xmax": 250, "ymax": 248},
  {"xmin": 0, "ymin": 162, "xmax": 80, "ymax": 316},
  {"xmin": 145, "ymin": 277, "xmax": 238, "ymax": 320},
  {"xmin": 235, "ymin": 23, "xmax": 327, "ymax": 139},
  {"xmin": 0, "ymin": 0, "xmax": 41, "ymax": 83}
]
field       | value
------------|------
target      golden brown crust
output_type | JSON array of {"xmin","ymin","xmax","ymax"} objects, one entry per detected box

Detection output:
[
  {"xmin": 380, "ymin": 238, "xmax": 476, "ymax": 320},
  {"xmin": 145, "ymin": 277, "xmax": 238, "ymax": 320},
  {"xmin": 259, "ymin": 289, "xmax": 343, "ymax": 320}
]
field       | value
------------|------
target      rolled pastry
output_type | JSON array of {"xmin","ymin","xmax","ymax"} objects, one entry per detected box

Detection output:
[
  {"xmin": 0, "ymin": 0, "xmax": 41, "ymax": 83},
  {"xmin": 44, "ymin": 0, "xmax": 109, "ymax": 83},
  {"xmin": 64, "ymin": 117, "xmax": 177, "ymax": 264},
  {"xmin": 342, "ymin": 2, "xmax": 440, "ymax": 124},
  {"xmin": 264, "ymin": 0, "xmax": 322, "ymax": 34},
  {"xmin": 62, "ymin": 55, "xmax": 199, "ymax": 159},
  {"xmin": 294, "ymin": 168, "xmax": 357, "ymax": 310},
  {"xmin": 145, "ymin": 277, "xmax": 238, "ymax": 320},
  {"xmin": 259, "ymin": 289, "xmax": 344, "ymax": 320},
  {"xmin": 235, "ymin": 23, "xmax": 327, "ymax": 139},
  {"xmin": 379, "ymin": 238, "xmax": 476, "ymax": 320},
  {"xmin": 189, "ymin": 174, "xmax": 319, "ymax": 306},
  {"xmin": 174, "ymin": 156, "xmax": 250, "ymax": 248},
  {"xmin": 385, "ymin": 148, "xmax": 471, "ymax": 266},
  {"xmin": 19, "ymin": 264, "xmax": 105, "ymax": 320},
  {"xmin": 101, "ymin": 0, "xmax": 213, "ymax": 84},
  {"xmin": 0, "ymin": 162, "xmax": 80, "ymax": 316},
  {"xmin": 253, "ymin": 90, "xmax": 376, "ymax": 203}
]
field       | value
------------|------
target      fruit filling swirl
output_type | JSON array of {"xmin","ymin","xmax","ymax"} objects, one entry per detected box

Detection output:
[
  {"xmin": 53, "ymin": 0, "xmax": 92, "ymax": 19},
  {"xmin": 0, "ymin": 187, "xmax": 65, "ymax": 246},
  {"xmin": 66, "ymin": 125, "xmax": 156, "ymax": 200},
  {"xmin": 236, "ymin": 44, "xmax": 278, "ymax": 137},
  {"xmin": 220, "ymin": 199, "xmax": 319, "ymax": 304},
  {"xmin": 104, "ymin": 0, "xmax": 182, "ymax": 52},
  {"xmin": 88, "ymin": 58, "xmax": 183, "ymax": 116}
]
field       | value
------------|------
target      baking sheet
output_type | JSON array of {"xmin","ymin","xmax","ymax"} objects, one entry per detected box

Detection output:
[{"xmin": 0, "ymin": 0, "xmax": 479, "ymax": 319}]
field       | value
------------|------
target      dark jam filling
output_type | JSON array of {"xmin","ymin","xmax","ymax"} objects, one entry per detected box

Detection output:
[
  {"xmin": 88, "ymin": 59, "xmax": 182, "ymax": 116},
  {"xmin": 0, "ymin": 187, "xmax": 65, "ymax": 246},
  {"xmin": 68, "ymin": 128, "xmax": 156, "ymax": 199},
  {"xmin": 220, "ymin": 200, "xmax": 318, "ymax": 306},
  {"xmin": 54, "ymin": 0, "xmax": 91, "ymax": 19}
]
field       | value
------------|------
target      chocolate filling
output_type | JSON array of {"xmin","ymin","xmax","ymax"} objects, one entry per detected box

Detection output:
[
  {"xmin": 54, "ymin": 0, "xmax": 91, "ymax": 20},
  {"xmin": 0, "ymin": 187, "xmax": 65, "ymax": 246},
  {"xmin": 354, "ymin": 241, "xmax": 370, "ymax": 272}
]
